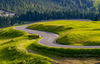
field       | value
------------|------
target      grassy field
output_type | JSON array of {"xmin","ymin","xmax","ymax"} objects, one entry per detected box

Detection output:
[
  {"xmin": 1, "ymin": 21, "xmax": 100, "ymax": 64},
  {"xmin": 0, "ymin": 27, "xmax": 52, "ymax": 64},
  {"xmin": 27, "ymin": 20, "xmax": 100, "ymax": 46},
  {"xmin": 26, "ymin": 20, "xmax": 100, "ymax": 63}
]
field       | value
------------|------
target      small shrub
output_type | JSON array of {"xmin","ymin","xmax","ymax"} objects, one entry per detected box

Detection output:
[{"xmin": 28, "ymin": 34, "xmax": 39, "ymax": 39}]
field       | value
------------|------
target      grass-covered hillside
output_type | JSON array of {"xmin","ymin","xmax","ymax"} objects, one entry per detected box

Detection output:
[
  {"xmin": 1, "ymin": 22, "xmax": 100, "ymax": 64},
  {"xmin": 27, "ymin": 20, "xmax": 100, "ymax": 46},
  {"xmin": 0, "ymin": 27, "xmax": 52, "ymax": 64}
]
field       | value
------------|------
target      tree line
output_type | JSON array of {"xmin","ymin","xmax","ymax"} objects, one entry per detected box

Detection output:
[
  {"xmin": 18, "ymin": 11, "xmax": 97, "ymax": 21},
  {"xmin": 0, "ymin": 10, "xmax": 100, "ymax": 28}
]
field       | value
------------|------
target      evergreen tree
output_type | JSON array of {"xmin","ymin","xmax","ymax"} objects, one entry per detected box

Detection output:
[
  {"xmin": 0, "ymin": 23, "xmax": 5, "ymax": 28},
  {"xmin": 94, "ymin": 16, "xmax": 99, "ymax": 21}
]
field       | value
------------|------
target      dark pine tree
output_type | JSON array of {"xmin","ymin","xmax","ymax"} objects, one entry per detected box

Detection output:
[{"xmin": 94, "ymin": 16, "xmax": 99, "ymax": 21}]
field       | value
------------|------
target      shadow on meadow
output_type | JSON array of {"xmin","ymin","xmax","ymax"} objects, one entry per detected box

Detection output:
[{"xmin": 95, "ymin": 62, "xmax": 100, "ymax": 64}]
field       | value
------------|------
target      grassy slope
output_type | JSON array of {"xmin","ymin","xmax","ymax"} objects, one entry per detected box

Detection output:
[
  {"xmin": 1, "ymin": 23, "xmax": 100, "ymax": 64},
  {"xmin": 27, "ymin": 20, "xmax": 100, "ymax": 46},
  {"xmin": 0, "ymin": 27, "xmax": 52, "ymax": 64},
  {"xmin": 1, "ymin": 22, "xmax": 100, "ymax": 64}
]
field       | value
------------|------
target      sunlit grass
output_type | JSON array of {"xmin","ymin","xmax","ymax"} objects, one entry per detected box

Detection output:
[
  {"xmin": 1, "ymin": 22, "xmax": 100, "ymax": 64},
  {"xmin": 0, "ymin": 27, "xmax": 52, "ymax": 64},
  {"xmin": 27, "ymin": 20, "xmax": 100, "ymax": 46}
]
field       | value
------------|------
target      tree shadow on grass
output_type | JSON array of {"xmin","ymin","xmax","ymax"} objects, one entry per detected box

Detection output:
[
  {"xmin": 93, "ymin": 28, "xmax": 100, "ymax": 31},
  {"xmin": 95, "ymin": 62, "xmax": 100, "ymax": 64}
]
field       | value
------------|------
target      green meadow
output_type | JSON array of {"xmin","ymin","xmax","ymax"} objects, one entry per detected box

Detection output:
[
  {"xmin": 1, "ymin": 20, "xmax": 100, "ymax": 64},
  {"xmin": 27, "ymin": 20, "xmax": 100, "ymax": 46},
  {"xmin": 0, "ymin": 27, "xmax": 52, "ymax": 64},
  {"xmin": 26, "ymin": 20, "xmax": 100, "ymax": 58}
]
